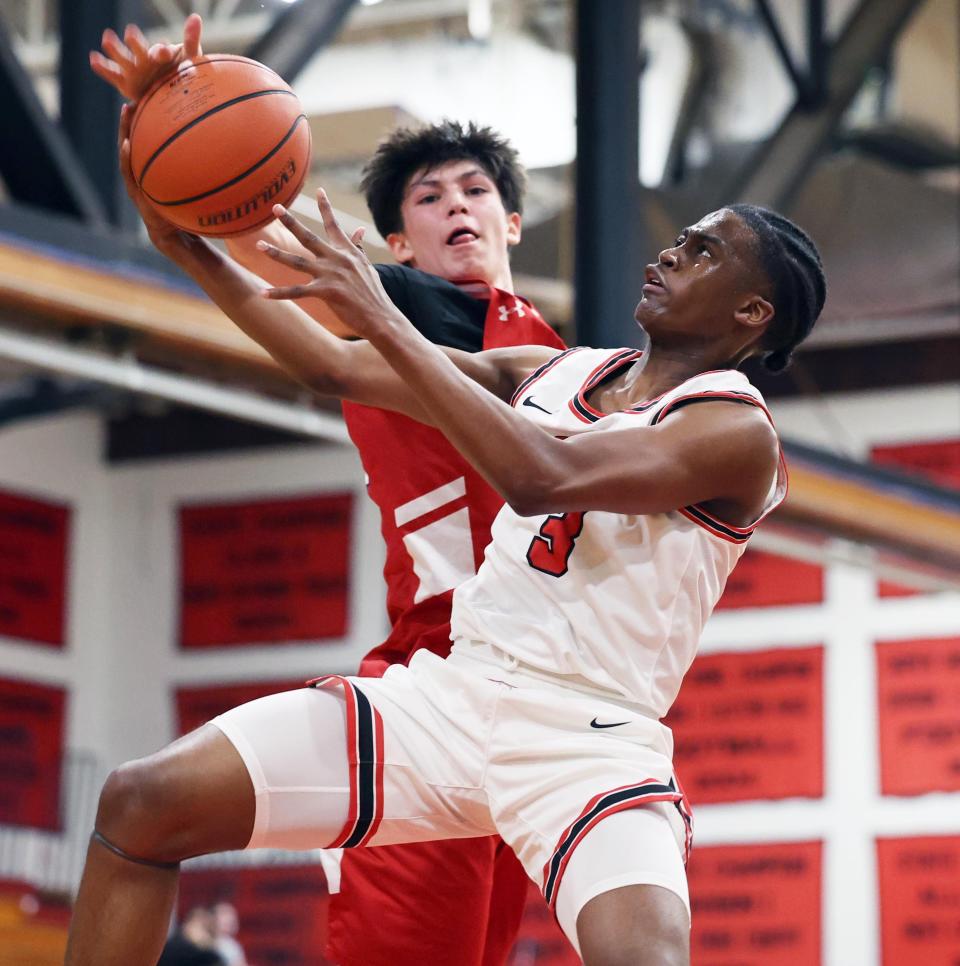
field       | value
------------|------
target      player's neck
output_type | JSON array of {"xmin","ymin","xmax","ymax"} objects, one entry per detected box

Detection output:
[
  {"xmin": 623, "ymin": 345, "xmax": 733, "ymax": 404},
  {"xmin": 445, "ymin": 263, "xmax": 514, "ymax": 294}
]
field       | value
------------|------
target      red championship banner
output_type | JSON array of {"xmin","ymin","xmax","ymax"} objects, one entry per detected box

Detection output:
[
  {"xmin": 877, "ymin": 835, "xmax": 960, "ymax": 966},
  {"xmin": 716, "ymin": 548, "xmax": 823, "ymax": 610},
  {"xmin": 179, "ymin": 493, "xmax": 353, "ymax": 648},
  {"xmin": 870, "ymin": 439, "xmax": 960, "ymax": 597},
  {"xmin": 0, "ymin": 678, "xmax": 67, "ymax": 830},
  {"xmin": 876, "ymin": 636, "xmax": 960, "ymax": 796},
  {"xmin": 179, "ymin": 865, "xmax": 330, "ymax": 966},
  {"xmin": 0, "ymin": 489, "xmax": 70, "ymax": 647},
  {"xmin": 668, "ymin": 646, "xmax": 823, "ymax": 803},
  {"xmin": 175, "ymin": 680, "xmax": 307, "ymax": 736},
  {"xmin": 689, "ymin": 841, "xmax": 822, "ymax": 966}
]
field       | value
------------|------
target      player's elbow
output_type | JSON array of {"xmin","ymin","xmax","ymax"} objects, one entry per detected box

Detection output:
[
  {"xmin": 502, "ymin": 473, "xmax": 562, "ymax": 518},
  {"xmin": 302, "ymin": 368, "xmax": 348, "ymax": 399}
]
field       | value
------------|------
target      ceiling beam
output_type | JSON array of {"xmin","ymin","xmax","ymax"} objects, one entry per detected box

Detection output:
[
  {"xmin": 245, "ymin": 0, "xmax": 358, "ymax": 83},
  {"xmin": 0, "ymin": 18, "xmax": 107, "ymax": 223},
  {"xmin": 728, "ymin": 0, "xmax": 924, "ymax": 209},
  {"xmin": 59, "ymin": 0, "xmax": 142, "ymax": 228}
]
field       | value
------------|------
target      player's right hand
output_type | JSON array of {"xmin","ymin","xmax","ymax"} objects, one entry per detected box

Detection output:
[
  {"xmin": 90, "ymin": 13, "xmax": 203, "ymax": 103},
  {"xmin": 116, "ymin": 103, "xmax": 193, "ymax": 250}
]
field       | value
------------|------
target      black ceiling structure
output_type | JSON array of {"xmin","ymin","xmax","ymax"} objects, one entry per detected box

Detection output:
[
  {"xmin": 0, "ymin": 16, "xmax": 107, "ymax": 224},
  {"xmin": 246, "ymin": 0, "xmax": 358, "ymax": 83},
  {"xmin": 573, "ymin": 0, "xmax": 649, "ymax": 349},
  {"xmin": 726, "ymin": 0, "xmax": 925, "ymax": 209},
  {"xmin": 0, "ymin": 0, "xmax": 951, "ymax": 441}
]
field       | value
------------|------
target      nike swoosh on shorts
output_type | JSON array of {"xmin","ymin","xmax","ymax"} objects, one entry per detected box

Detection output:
[{"xmin": 590, "ymin": 717, "xmax": 631, "ymax": 729}]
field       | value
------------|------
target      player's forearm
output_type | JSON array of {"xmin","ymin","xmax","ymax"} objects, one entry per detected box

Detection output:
[
  {"xmin": 370, "ymin": 320, "xmax": 570, "ymax": 516},
  {"xmin": 160, "ymin": 233, "xmax": 354, "ymax": 395}
]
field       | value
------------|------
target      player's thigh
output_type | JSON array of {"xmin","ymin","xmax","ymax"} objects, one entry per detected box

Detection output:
[
  {"xmin": 211, "ymin": 686, "xmax": 353, "ymax": 850},
  {"xmin": 555, "ymin": 806, "xmax": 690, "ymax": 964},
  {"xmin": 329, "ymin": 836, "xmax": 500, "ymax": 966}
]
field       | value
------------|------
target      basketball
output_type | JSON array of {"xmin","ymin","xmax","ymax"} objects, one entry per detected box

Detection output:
[{"xmin": 129, "ymin": 54, "xmax": 311, "ymax": 237}]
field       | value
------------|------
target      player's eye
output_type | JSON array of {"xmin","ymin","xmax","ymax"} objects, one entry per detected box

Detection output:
[
  {"xmin": 416, "ymin": 193, "xmax": 439, "ymax": 204},
  {"xmin": 698, "ymin": 243, "xmax": 711, "ymax": 256},
  {"xmin": 673, "ymin": 234, "xmax": 686, "ymax": 247},
  {"xmin": 467, "ymin": 186, "xmax": 487, "ymax": 195}
]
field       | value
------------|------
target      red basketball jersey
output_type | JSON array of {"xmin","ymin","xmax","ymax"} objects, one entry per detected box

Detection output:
[{"xmin": 343, "ymin": 275, "xmax": 565, "ymax": 674}]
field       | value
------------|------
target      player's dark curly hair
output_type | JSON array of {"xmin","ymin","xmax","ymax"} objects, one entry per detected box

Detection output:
[
  {"xmin": 360, "ymin": 120, "xmax": 526, "ymax": 238},
  {"xmin": 728, "ymin": 204, "xmax": 827, "ymax": 373}
]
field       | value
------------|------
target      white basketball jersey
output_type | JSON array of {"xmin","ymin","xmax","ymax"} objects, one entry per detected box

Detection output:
[{"xmin": 450, "ymin": 347, "xmax": 787, "ymax": 717}]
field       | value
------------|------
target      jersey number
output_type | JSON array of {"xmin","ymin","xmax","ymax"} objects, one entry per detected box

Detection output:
[{"xmin": 526, "ymin": 512, "xmax": 586, "ymax": 577}]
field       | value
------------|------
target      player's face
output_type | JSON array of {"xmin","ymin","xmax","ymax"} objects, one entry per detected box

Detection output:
[
  {"xmin": 635, "ymin": 208, "xmax": 768, "ymax": 345},
  {"xmin": 387, "ymin": 160, "xmax": 521, "ymax": 288}
]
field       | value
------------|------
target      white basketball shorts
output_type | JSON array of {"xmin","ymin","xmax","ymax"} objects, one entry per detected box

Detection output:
[{"xmin": 212, "ymin": 644, "xmax": 693, "ymax": 952}]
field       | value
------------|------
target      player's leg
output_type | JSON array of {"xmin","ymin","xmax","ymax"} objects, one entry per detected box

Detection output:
[
  {"xmin": 328, "ymin": 837, "xmax": 501, "ymax": 966},
  {"xmin": 65, "ymin": 724, "xmax": 256, "ymax": 966},
  {"xmin": 66, "ymin": 686, "xmax": 353, "ymax": 966},
  {"xmin": 553, "ymin": 807, "xmax": 690, "ymax": 966}
]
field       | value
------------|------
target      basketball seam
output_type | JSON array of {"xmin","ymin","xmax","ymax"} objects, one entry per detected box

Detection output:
[
  {"xmin": 136, "ymin": 89, "xmax": 298, "ymax": 188},
  {"xmin": 131, "ymin": 54, "xmax": 279, "ymax": 142},
  {"xmin": 143, "ymin": 113, "xmax": 308, "ymax": 208}
]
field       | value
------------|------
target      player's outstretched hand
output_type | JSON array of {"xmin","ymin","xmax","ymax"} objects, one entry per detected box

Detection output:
[
  {"xmin": 116, "ymin": 103, "xmax": 193, "ymax": 251},
  {"xmin": 90, "ymin": 13, "xmax": 203, "ymax": 103},
  {"xmin": 257, "ymin": 192, "xmax": 401, "ymax": 341}
]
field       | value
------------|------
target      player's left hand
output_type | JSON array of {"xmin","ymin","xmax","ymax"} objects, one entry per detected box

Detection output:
[
  {"xmin": 257, "ymin": 191, "xmax": 404, "ymax": 342},
  {"xmin": 90, "ymin": 13, "xmax": 203, "ymax": 103}
]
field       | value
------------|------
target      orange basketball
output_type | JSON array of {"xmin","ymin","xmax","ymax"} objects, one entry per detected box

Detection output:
[{"xmin": 130, "ymin": 54, "xmax": 311, "ymax": 237}]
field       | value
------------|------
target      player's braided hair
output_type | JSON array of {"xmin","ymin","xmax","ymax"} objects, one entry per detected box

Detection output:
[
  {"xmin": 728, "ymin": 204, "xmax": 827, "ymax": 373},
  {"xmin": 360, "ymin": 119, "xmax": 526, "ymax": 238}
]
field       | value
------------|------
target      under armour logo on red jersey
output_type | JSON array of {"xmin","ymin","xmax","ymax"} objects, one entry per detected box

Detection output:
[{"xmin": 498, "ymin": 300, "xmax": 526, "ymax": 321}]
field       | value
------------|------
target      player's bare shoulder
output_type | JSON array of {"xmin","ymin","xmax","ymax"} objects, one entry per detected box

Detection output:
[{"xmin": 652, "ymin": 396, "xmax": 780, "ymax": 524}]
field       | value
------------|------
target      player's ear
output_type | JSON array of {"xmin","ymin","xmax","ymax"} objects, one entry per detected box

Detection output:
[
  {"xmin": 734, "ymin": 294, "xmax": 774, "ymax": 331},
  {"xmin": 386, "ymin": 231, "xmax": 415, "ymax": 264},
  {"xmin": 506, "ymin": 211, "xmax": 522, "ymax": 247}
]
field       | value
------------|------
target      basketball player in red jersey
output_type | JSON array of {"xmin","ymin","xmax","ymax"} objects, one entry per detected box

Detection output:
[{"xmin": 92, "ymin": 16, "xmax": 564, "ymax": 966}]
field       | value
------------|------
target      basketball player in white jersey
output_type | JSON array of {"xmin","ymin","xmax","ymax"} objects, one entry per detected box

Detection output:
[{"xmin": 66, "ymin": 109, "xmax": 826, "ymax": 964}]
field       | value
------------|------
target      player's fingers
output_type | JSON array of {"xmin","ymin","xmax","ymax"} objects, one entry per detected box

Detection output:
[
  {"xmin": 118, "ymin": 102, "xmax": 132, "ymax": 148},
  {"xmin": 183, "ymin": 13, "xmax": 204, "ymax": 59},
  {"xmin": 101, "ymin": 29, "xmax": 135, "ymax": 67},
  {"xmin": 118, "ymin": 137, "xmax": 138, "ymax": 197},
  {"xmin": 271, "ymin": 205, "xmax": 329, "ymax": 257},
  {"xmin": 315, "ymin": 189, "xmax": 352, "ymax": 247},
  {"xmin": 123, "ymin": 24, "xmax": 150, "ymax": 62},
  {"xmin": 147, "ymin": 43, "xmax": 177, "ymax": 64},
  {"xmin": 255, "ymin": 240, "xmax": 322, "ymax": 275},
  {"xmin": 124, "ymin": 27, "xmax": 148, "ymax": 59},
  {"xmin": 89, "ymin": 52, "xmax": 124, "ymax": 86}
]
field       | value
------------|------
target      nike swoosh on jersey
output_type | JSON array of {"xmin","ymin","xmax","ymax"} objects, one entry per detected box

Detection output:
[
  {"xmin": 590, "ymin": 717, "xmax": 631, "ymax": 729},
  {"xmin": 522, "ymin": 396, "xmax": 552, "ymax": 414}
]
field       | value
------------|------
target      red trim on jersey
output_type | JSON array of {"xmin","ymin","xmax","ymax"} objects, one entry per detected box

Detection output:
[
  {"xmin": 651, "ymin": 390, "xmax": 789, "ymax": 543},
  {"xmin": 510, "ymin": 347, "xmax": 583, "ymax": 408},
  {"xmin": 568, "ymin": 349, "xmax": 643, "ymax": 423}
]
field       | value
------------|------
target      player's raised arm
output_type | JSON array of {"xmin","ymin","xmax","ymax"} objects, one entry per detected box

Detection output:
[
  {"xmin": 260, "ymin": 196, "xmax": 780, "ymax": 521},
  {"xmin": 113, "ymin": 106, "xmax": 553, "ymax": 421}
]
